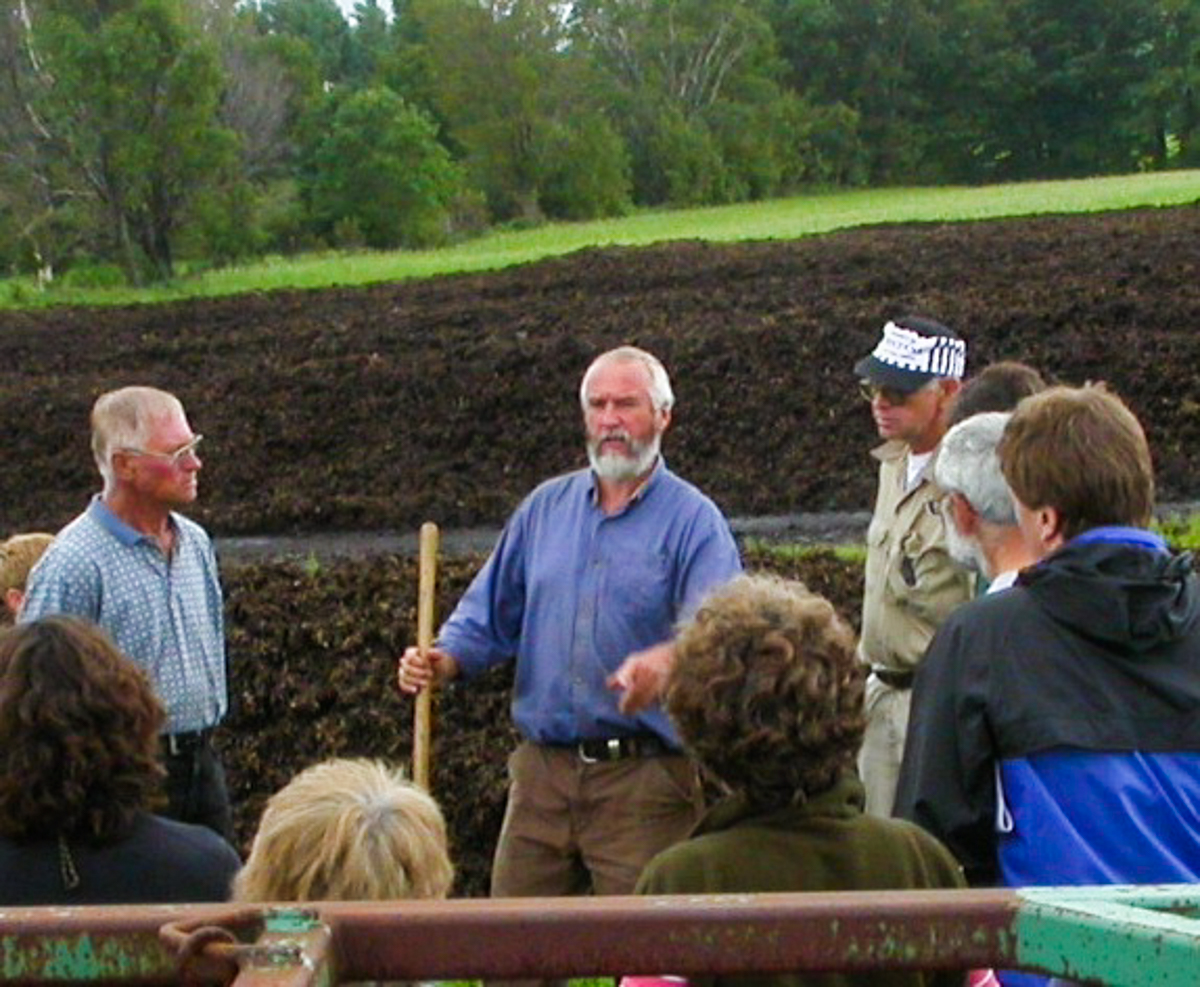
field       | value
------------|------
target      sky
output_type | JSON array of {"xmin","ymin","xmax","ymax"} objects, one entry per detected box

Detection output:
[{"xmin": 335, "ymin": 0, "xmax": 388, "ymax": 24}]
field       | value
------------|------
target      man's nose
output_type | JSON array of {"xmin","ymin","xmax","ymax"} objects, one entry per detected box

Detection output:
[{"xmin": 596, "ymin": 402, "xmax": 621, "ymax": 425}]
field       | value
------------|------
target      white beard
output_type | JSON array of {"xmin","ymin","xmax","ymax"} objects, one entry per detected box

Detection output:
[
  {"xmin": 588, "ymin": 430, "xmax": 661, "ymax": 483},
  {"xmin": 945, "ymin": 517, "xmax": 991, "ymax": 579}
]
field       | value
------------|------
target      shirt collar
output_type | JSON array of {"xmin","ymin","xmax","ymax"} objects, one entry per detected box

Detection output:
[
  {"xmin": 694, "ymin": 772, "xmax": 865, "ymax": 835},
  {"xmin": 986, "ymin": 569, "xmax": 1020, "ymax": 593},
  {"xmin": 87, "ymin": 494, "xmax": 170, "ymax": 547}
]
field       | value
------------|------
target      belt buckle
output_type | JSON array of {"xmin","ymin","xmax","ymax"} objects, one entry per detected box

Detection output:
[{"xmin": 578, "ymin": 738, "xmax": 622, "ymax": 763}]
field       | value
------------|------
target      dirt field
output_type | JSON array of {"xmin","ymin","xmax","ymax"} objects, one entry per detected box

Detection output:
[
  {"xmin": 219, "ymin": 546, "xmax": 864, "ymax": 898},
  {"xmin": 2, "ymin": 204, "xmax": 1199, "ymax": 536},
  {"xmin": 3, "ymin": 203, "xmax": 1200, "ymax": 896}
]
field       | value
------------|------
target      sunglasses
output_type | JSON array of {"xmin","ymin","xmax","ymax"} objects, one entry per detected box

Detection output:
[{"xmin": 858, "ymin": 382, "xmax": 922, "ymax": 406}]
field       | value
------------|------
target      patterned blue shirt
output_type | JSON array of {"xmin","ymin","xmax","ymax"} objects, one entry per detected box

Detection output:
[
  {"xmin": 20, "ymin": 496, "xmax": 227, "ymax": 733},
  {"xmin": 439, "ymin": 460, "xmax": 742, "ymax": 747}
]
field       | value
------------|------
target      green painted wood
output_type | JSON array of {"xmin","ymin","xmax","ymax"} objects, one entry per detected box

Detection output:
[{"xmin": 1015, "ymin": 885, "xmax": 1200, "ymax": 986}]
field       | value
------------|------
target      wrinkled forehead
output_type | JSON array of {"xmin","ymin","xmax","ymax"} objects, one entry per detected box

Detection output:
[{"xmin": 583, "ymin": 357, "xmax": 654, "ymax": 401}]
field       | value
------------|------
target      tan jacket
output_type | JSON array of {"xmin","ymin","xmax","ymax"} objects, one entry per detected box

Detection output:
[{"xmin": 858, "ymin": 440, "xmax": 974, "ymax": 671}]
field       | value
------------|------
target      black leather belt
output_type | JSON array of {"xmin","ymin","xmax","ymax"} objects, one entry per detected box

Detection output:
[
  {"xmin": 161, "ymin": 728, "xmax": 213, "ymax": 758},
  {"xmin": 573, "ymin": 735, "xmax": 671, "ymax": 763},
  {"xmin": 872, "ymin": 667, "xmax": 915, "ymax": 689}
]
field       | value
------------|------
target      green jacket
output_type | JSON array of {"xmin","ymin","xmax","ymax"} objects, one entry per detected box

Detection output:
[{"xmin": 635, "ymin": 774, "xmax": 967, "ymax": 987}]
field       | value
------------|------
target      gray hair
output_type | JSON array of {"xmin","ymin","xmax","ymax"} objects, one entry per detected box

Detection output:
[
  {"xmin": 935, "ymin": 411, "xmax": 1017, "ymax": 526},
  {"xmin": 91, "ymin": 387, "xmax": 184, "ymax": 491},
  {"xmin": 579, "ymin": 346, "xmax": 675, "ymax": 413}
]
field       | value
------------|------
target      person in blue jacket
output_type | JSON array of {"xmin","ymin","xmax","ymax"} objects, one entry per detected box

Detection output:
[{"xmin": 895, "ymin": 383, "xmax": 1200, "ymax": 986}]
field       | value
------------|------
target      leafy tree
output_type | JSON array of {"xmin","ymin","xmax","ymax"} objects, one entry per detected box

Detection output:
[
  {"xmin": 0, "ymin": 0, "xmax": 70, "ymax": 277},
  {"xmin": 540, "ymin": 115, "xmax": 632, "ymax": 220},
  {"xmin": 412, "ymin": 0, "xmax": 636, "ymax": 223},
  {"xmin": 373, "ymin": 0, "xmax": 441, "ymax": 118},
  {"xmin": 255, "ymin": 0, "xmax": 352, "ymax": 83},
  {"xmin": 413, "ymin": 0, "xmax": 568, "ymax": 220},
  {"xmin": 572, "ymin": 0, "xmax": 817, "ymax": 204},
  {"xmin": 902, "ymin": 0, "xmax": 1033, "ymax": 181},
  {"xmin": 304, "ymin": 86, "xmax": 470, "ymax": 248},
  {"xmin": 8, "ymin": 0, "xmax": 238, "ymax": 281},
  {"xmin": 641, "ymin": 106, "xmax": 732, "ymax": 205},
  {"xmin": 991, "ymin": 0, "xmax": 1162, "ymax": 177},
  {"xmin": 766, "ymin": 0, "xmax": 940, "ymax": 182},
  {"xmin": 209, "ymin": 10, "xmax": 316, "ymax": 182},
  {"xmin": 768, "ymin": 0, "xmax": 1186, "ymax": 183},
  {"xmin": 345, "ymin": 0, "xmax": 390, "ymax": 84},
  {"xmin": 1126, "ymin": 0, "xmax": 1200, "ymax": 167}
]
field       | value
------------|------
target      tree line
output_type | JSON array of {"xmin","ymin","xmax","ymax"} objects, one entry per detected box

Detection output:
[{"xmin": 2, "ymin": 0, "xmax": 1197, "ymax": 285}]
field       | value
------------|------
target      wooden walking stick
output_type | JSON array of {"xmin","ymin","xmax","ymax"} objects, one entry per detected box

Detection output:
[{"xmin": 413, "ymin": 521, "xmax": 439, "ymax": 790}]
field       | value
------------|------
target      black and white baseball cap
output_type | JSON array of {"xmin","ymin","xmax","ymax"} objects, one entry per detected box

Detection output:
[{"xmin": 854, "ymin": 316, "xmax": 966, "ymax": 393}]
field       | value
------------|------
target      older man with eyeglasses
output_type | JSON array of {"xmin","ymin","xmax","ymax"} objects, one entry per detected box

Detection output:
[
  {"xmin": 21, "ymin": 386, "xmax": 231, "ymax": 839},
  {"xmin": 854, "ymin": 316, "xmax": 975, "ymax": 817}
]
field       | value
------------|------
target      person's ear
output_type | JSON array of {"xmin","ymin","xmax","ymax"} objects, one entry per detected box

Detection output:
[
  {"xmin": 950, "ymin": 491, "xmax": 979, "ymax": 537},
  {"xmin": 4, "ymin": 588, "xmax": 23, "ymax": 617},
  {"xmin": 938, "ymin": 378, "xmax": 962, "ymax": 411},
  {"xmin": 1036, "ymin": 505, "xmax": 1066, "ymax": 551},
  {"xmin": 111, "ymin": 449, "xmax": 137, "ymax": 482}
]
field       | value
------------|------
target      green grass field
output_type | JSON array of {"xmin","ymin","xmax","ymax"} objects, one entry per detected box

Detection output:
[{"xmin": 3, "ymin": 169, "xmax": 1198, "ymax": 308}]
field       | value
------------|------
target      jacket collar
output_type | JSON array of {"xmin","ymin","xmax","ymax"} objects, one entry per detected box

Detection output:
[{"xmin": 694, "ymin": 772, "xmax": 865, "ymax": 836}]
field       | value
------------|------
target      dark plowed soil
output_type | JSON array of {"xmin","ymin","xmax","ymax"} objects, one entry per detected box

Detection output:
[
  {"xmin": 220, "ymin": 546, "xmax": 864, "ymax": 898},
  {"xmin": 3, "ymin": 203, "xmax": 1199, "ymax": 897},
  {"xmin": 3, "ymin": 204, "xmax": 1199, "ymax": 536}
]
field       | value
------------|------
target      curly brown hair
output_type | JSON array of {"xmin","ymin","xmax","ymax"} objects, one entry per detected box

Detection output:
[
  {"xmin": 666, "ymin": 574, "xmax": 866, "ymax": 808},
  {"xmin": 0, "ymin": 616, "xmax": 166, "ymax": 843}
]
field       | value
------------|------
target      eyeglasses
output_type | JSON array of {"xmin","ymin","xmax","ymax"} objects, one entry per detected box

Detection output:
[
  {"xmin": 859, "ymin": 382, "xmax": 922, "ymax": 406},
  {"xmin": 119, "ymin": 434, "xmax": 203, "ymax": 467}
]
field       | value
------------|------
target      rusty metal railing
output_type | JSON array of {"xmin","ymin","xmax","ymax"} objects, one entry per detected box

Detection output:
[{"xmin": 1, "ymin": 885, "xmax": 1198, "ymax": 986}]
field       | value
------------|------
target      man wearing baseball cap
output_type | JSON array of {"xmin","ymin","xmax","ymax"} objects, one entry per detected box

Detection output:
[{"xmin": 854, "ymin": 315, "xmax": 974, "ymax": 816}]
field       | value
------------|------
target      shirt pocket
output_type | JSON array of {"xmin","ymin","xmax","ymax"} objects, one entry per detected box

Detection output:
[
  {"xmin": 887, "ymin": 503, "xmax": 948, "ymax": 604},
  {"xmin": 605, "ymin": 546, "xmax": 673, "ymax": 626}
]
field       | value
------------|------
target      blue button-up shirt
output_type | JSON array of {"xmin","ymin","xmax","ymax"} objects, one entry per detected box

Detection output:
[
  {"xmin": 20, "ymin": 497, "xmax": 227, "ymax": 733},
  {"xmin": 439, "ymin": 461, "xmax": 742, "ymax": 747}
]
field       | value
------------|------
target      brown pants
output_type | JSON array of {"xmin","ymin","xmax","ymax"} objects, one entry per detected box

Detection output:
[{"xmin": 490, "ymin": 740, "xmax": 705, "ymax": 898}]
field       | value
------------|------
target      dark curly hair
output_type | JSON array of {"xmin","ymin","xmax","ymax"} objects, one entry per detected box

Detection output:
[
  {"xmin": 0, "ymin": 616, "xmax": 166, "ymax": 843},
  {"xmin": 666, "ymin": 574, "xmax": 866, "ymax": 808}
]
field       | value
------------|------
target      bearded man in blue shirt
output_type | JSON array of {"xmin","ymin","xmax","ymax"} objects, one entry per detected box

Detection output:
[
  {"xmin": 21, "ymin": 386, "xmax": 230, "ymax": 840},
  {"xmin": 399, "ymin": 345, "xmax": 742, "ymax": 899}
]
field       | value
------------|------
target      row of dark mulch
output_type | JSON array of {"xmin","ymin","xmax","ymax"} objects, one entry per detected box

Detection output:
[
  {"xmin": 217, "ymin": 545, "xmax": 864, "ymax": 898},
  {"xmin": 3, "ymin": 205, "xmax": 1200, "ymax": 537}
]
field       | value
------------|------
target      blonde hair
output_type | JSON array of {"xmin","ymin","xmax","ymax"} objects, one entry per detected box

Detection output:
[
  {"xmin": 233, "ymin": 758, "xmax": 454, "ymax": 902},
  {"xmin": 91, "ymin": 387, "xmax": 184, "ymax": 491},
  {"xmin": 0, "ymin": 533, "xmax": 54, "ymax": 598}
]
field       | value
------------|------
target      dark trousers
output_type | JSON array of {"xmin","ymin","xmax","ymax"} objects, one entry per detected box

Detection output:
[{"xmin": 161, "ymin": 734, "xmax": 234, "ymax": 843}]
